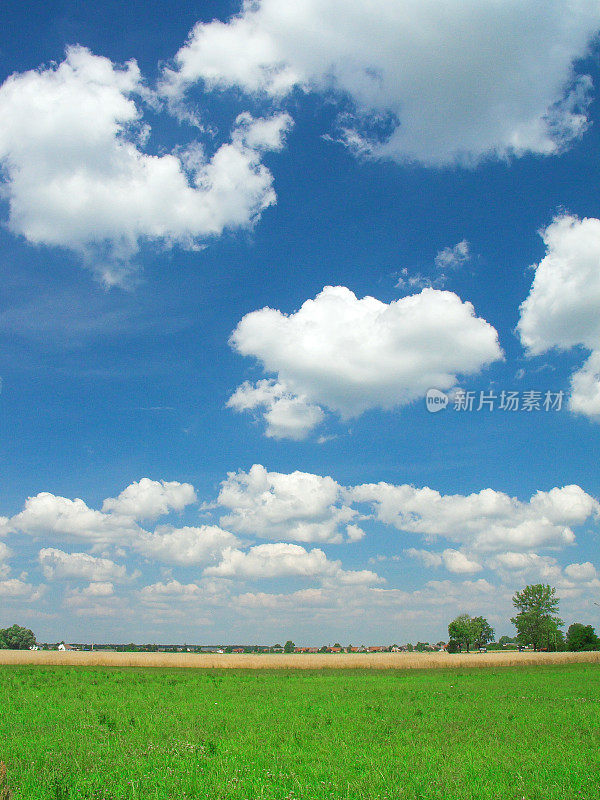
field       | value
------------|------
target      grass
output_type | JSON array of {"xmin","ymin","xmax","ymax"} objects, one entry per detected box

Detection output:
[{"xmin": 1, "ymin": 664, "xmax": 600, "ymax": 799}]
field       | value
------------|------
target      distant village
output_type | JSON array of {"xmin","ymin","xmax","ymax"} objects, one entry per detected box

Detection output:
[{"xmin": 33, "ymin": 638, "xmax": 520, "ymax": 654}]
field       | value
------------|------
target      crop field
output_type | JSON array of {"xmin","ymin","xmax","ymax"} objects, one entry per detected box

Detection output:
[
  {"xmin": 2, "ymin": 663, "xmax": 600, "ymax": 799},
  {"xmin": 2, "ymin": 649, "xmax": 600, "ymax": 669}
]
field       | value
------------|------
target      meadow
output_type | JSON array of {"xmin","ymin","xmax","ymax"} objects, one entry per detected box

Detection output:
[{"xmin": 1, "ymin": 663, "xmax": 600, "ymax": 799}]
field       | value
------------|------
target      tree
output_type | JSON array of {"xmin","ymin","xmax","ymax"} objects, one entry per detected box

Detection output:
[
  {"xmin": 0, "ymin": 625, "xmax": 36, "ymax": 650},
  {"xmin": 448, "ymin": 614, "xmax": 473, "ymax": 652},
  {"xmin": 447, "ymin": 614, "xmax": 493, "ymax": 652},
  {"xmin": 446, "ymin": 640, "xmax": 461, "ymax": 654},
  {"xmin": 566, "ymin": 623, "xmax": 600, "ymax": 652},
  {"xmin": 470, "ymin": 616, "xmax": 495, "ymax": 648},
  {"xmin": 283, "ymin": 640, "xmax": 295, "ymax": 653},
  {"xmin": 511, "ymin": 584, "xmax": 563, "ymax": 651}
]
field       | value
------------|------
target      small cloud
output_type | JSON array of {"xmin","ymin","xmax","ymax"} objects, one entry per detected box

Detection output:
[{"xmin": 435, "ymin": 240, "xmax": 471, "ymax": 271}]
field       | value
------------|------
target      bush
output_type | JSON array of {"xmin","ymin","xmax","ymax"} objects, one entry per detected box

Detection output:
[{"xmin": 446, "ymin": 640, "xmax": 461, "ymax": 653}]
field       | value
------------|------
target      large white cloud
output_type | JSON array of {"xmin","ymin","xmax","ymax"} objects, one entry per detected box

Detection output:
[
  {"xmin": 5, "ymin": 492, "xmax": 140, "ymax": 546},
  {"xmin": 519, "ymin": 215, "xmax": 600, "ymax": 419},
  {"xmin": 351, "ymin": 482, "xmax": 599, "ymax": 552},
  {"xmin": 38, "ymin": 548, "xmax": 132, "ymax": 582},
  {"xmin": 205, "ymin": 542, "xmax": 382, "ymax": 584},
  {"xmin": 162, "ymin": 0, "xmax": 599, "ymax": 165},
  {"xmin": 0, "ymin": 46, "xmax": 292, "ymax": 284},
  {"xmin": 134, "ymin": 525, "xmax": 240, "ymax": 566},
  {"xmin": 102, "ymin": 478, "xmax": 197, "ymax": 520},
  {"xmin": 217, "ymin": 464, "xmax": 358, "ymax": 543},
  {"xmin": 229, "ymin": 285, "xmax": 502, "ymax": 436}
]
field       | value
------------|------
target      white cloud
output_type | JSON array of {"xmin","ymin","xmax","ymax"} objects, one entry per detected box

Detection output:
[
  {"xmin": 229, "ymin": 286, "xmax": 502, "ymax": 430},
  {"xmin": 217, "ymin": 464, "xmax": 357, "ymax": 543},
  {"xmin": 227, "ymin": 380, "xmax": 324, "ymax": 440},
  {"xmin": 565, "ymin": 561, "xmax": 597, "ymax": 580},
  {"xmin": 64, "ymin": 582, "xmax": 132, "ymax": 618},
  {"xmin": 102, "ymin": 478, "xmax": 197, "ymax": 520},
  {"xmin": 162, "ymin": 0, "xmax": 599, "ymax": 165},
  {"xmin": 351, "ymin": 482, "xmax": 599, "ymax": 552},
  {"xmin": 0, "ymin": 542, "xmax": 11, "ymax": 579},
  {"xmin": 0, "ymin": 578, "xmax": 44, "ymax": 601},
  {"xmin": 407, "ymin": 547, "xmax": 482, "ymax": 574},
  {"xmin": 205, "ymin": 542, "xmax": 382, "ymax": 584},
  {"xmin": 6, "ymin": 492, "xmax": 139, "ymax": 546},
  {"xmin": 435, "ymin": 240, "xmax": 471, "ymax": 271},
  {"xmin": 0, "ymin": 46, "xmax": 292, "ymax": 284},
  {"xmin": 518, "ymin": 215, "xmax": 600, "ymax": 419},
  {"xmin": 38, "ymin": 548, "xmax": 131, "ymax": 582},
  {"xmin": 135, "ymin": 525, "xmax": 239, "ymax": 566}
]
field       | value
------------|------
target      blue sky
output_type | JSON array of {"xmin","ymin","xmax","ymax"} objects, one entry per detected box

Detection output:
[{"xmin": 1, "ymin": 0, "xmax": 600, "ymax": 645}]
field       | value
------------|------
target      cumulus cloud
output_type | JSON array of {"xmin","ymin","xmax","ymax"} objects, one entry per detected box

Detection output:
[
  {"xmin": 229, "ymin": 285, "xmax": 501, "ymax": 434},
  {"xmin": 217, "ymin": 464, "xmax": 357, "ymax": 543},
  {"xmin": 0, "ymin": 46, "xmax": 292, "ymax": 284},
  {"xmin": 227, "ymin": 380, "xmax": 324, "ymax": 440},
  {"xmin": 38, "ymin": 548, "xmax": 132, "ymax": 582},
  {"xmin": 407, "ymin": 547, "xmax": 482, "ymax": 574},
  {"xmin": 162, "ymin": 0, "xmax": 599, "ymax": 165},
  {"xmin": 565, "ymin": 561, "xmax": 597, "ymax": 580},
  {"xmin": 351, "ymin": 482, "xmax": 599, "ymax": 552},
  {"xmin": 134, "ymin": 525, "xmax": 239, "ymax": 566},
  {"xmin": 5, "ymin": 492, "xmax": 139, "ymax": 546},
  {"xmin": 205, "ymin": 542, "xmax": 382, "ymax": 584},
  {"xmin": 102, "ymin": 478, "xmax": 197, "ymax": 520},
  {"xmin": 518, "ymin": 215, "xmax": 600, "ymax": 419},
  {"xmin": 0, "ymin": 578, "xmax": 44, "ymax": 601}
]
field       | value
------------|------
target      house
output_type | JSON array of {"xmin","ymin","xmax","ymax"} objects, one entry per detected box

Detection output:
[{"xmin": 57, "ymin": 643, "xmax": 74, "ymax": 651}]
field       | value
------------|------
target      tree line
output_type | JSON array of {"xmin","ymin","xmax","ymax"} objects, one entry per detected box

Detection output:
[{"xmin": 448, "ymin": 583, "xmax": 600, "ymax": 652}]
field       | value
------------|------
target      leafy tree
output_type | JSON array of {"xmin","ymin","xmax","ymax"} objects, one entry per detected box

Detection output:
[
  {"xmin": 283, "ymin": 640, "xmax": 295, "ymax": 653},
  {"xmin": 0, "ymin": 625, "xmax": 36, "ymax": 650},
  {"xmin": 448, "ymin": 614, "xmax": 494, "ymax": 651},
  {"xmin": 511, "ymin": 584, "xmax": 563, "ymax": 651},
  {"xmin": 498, "ymin": 635, "xmax": 517, "ymax": 647},
  {"xmin": 333, "ymin": 642, "xmax": 342, "ymax": 649},
  {"xmin": 415, "ymin": 641, "xmax": 429, "ymax": 652},
  {"xmin": 405, "ymin": 643, "xmax": 414, "ymax": 652},
  {"xmin": 448, "ymin": 614, "xmax": 472, "ymax": 652},
  {"xmin": 470, "ymin": 616, "xmax": 495, "ymax": 648},
  {"xmin": 566, "ymin": 623, "xmax": 600, "ymax": 651},
  {"xmin": 446, "ymin": 640, "xmax": 461, "ymax": 654}
]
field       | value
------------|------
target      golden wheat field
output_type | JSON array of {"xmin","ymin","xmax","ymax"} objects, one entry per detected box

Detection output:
[{"xmin": 1, "ymin": 649, "xmax": 599, "ymax": 669}]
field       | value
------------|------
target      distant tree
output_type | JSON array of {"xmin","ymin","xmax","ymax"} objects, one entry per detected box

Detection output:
[
  {"xmin": 405, "ymin": 643, "xmax": 414, "ymax": 652},
  {"xmin": 415, "ymin": 642, "xmax": 429, "ymax": 652},
  {"xmin": 447, "ymin": 614, "xmax": 493, "ymax": 652},
  {"xmin": 333, "ymin": 642, "xmax": 342, "ymax": 649},
  {"xmin": 511, "ymin": 584, "xmax": 563, "ymax": 651},
  {"xmin": 470, "ymin": 616, "xmax": 494, "ymax": 648},
  {"xmin": 498, "ymin": 635, "xmax": 517, "ymax": 647},
  {"xmin": 283, "ymin": 640, "xmax": 295, "ymax": 653},
  {"xmin": 566, "ymin": 623, "xmax": 600, "ymax": 652},
  {"xmin": 446, "ymin": 640, "xmax": 461, "ymax": 654},
  {"xmin": 0, "ymin": 625, "xmax": 35, "ymax": 650},
  {"xmin": 448, "ymin": 614, "xmax": 472, "ymax": 651}
]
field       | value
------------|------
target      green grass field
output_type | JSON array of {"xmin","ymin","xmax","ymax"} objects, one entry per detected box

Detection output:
[{"xmin": 1, "ymin": 664, "xmax": 600, "ymax": 799}]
